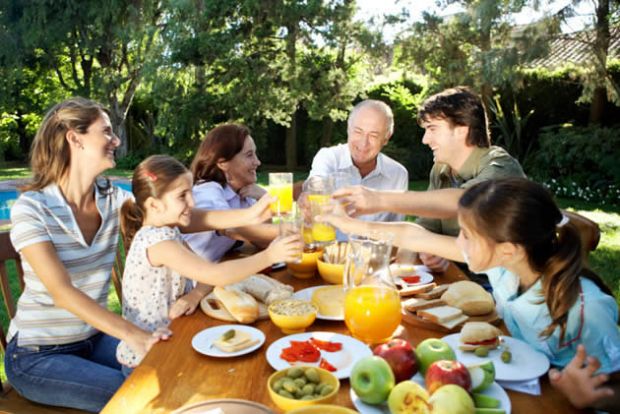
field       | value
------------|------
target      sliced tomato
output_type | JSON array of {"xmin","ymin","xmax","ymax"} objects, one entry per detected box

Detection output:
[
  {"xmin": 319, "ymin": 358, "xmax": 337, "ymax": 372},
  {"xmin": 309, "ymin": 338, "xmax": 343, "ymax": 352},
  {"xmin": 280, "ymin": 340, "xmax": 321, "ymax": 363},
  {"xmin": 402, "ymin": 275, "xmax": 421, "ymax": 284},
  {"xmin": 465, "ymin": 338, "xmax": 499, "ymax": 346}
]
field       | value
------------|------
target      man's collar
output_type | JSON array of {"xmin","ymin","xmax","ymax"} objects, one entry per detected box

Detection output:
[{"xmin": 338, "ymin": 144, "xmax": 385, "ymax": 178}]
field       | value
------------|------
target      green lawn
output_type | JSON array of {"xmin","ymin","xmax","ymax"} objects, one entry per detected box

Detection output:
[{"xmin": 1, "ymin": 174, "xmax": 619, "ymax": 384}]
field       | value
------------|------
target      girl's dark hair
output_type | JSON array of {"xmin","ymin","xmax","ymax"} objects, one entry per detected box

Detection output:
[
  {"xmin": 417, "ymin": 86, "xmax": 490, "ymax": 148},
  {"xmin": 120, "ymin": 155, "xmax": 189, "ymax": 248},
  {"xmin": 190, "ymin": 124, "xmax": 250, "ymax": 186},
  {"xmin": 459, "ymin": 177, "xmax": 612, "ymax": 342}
]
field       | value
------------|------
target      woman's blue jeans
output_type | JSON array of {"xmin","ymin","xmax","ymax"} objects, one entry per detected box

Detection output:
[{"xmin": 4, "ymin": 332, "xmax": 125, "ymax": 413}]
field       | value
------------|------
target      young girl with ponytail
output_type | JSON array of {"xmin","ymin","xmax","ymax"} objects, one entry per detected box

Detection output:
[
  {"xmin": 117, "ymin": 155, "xmax": 302, "ymax": 373},
  {"xmin": 320, "ymin": 177, "xmax": 619, "ymax": 410}
]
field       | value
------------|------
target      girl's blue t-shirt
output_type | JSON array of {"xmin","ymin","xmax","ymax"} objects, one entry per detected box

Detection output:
[{"xmin": 487, "ymin": 267, "xmax": 620, "ymax": 373}]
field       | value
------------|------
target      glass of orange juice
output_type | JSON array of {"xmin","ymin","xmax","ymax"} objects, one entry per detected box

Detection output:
[
  {"xmin": 343, "ymin": 232, "xmax": 401, "ymax": 345},
  {"xmin": 268, "ymin": 173, "xmax": 293, "ymax": 216},
  {"xmin": 308, "ymin": 194, "xmax": 336, "ymax": 244}
]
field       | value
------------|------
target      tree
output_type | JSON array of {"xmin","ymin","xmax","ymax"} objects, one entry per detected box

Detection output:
[
  {"xmin": 554, "ymin": 0, "xmax": 620, "ymax": 124},
  {"xmin": 0, "ymin": 0, "xmax": 165, "ymax": 156},
  {"xmin": 395, "ymin": 0, "xmax": 554, "ymax": 104}
]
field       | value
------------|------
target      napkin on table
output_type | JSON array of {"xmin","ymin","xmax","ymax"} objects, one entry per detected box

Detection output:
[{"xmin": 497, "ymin": 378, "xmax": 541, "ymax": 395}]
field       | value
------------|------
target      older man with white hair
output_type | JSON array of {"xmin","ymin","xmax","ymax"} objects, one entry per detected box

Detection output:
[{"xmin": 308, "ymin": 99, "xmax": 408, "ymax": 223}]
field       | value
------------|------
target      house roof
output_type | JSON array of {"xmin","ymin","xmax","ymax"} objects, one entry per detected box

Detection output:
[{"xmin": 529, "ymin": 26, "xmax": 620, "ymax": 68}]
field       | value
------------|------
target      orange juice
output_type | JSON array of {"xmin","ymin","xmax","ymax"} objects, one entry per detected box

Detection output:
[
  {"xmin": 302, "ymin": 224, "xmax": 314, "ymax": 244},
  {"xmin": 344, "ymin": 285, "xmax": 402, "ymax": 344},
  {"xmin": 269, "ymin": 184, "xmax": 293, "ymax": 215},
  {"xmin": 308, "ymin": 194, "xmax": 336, "ymax": 242}
]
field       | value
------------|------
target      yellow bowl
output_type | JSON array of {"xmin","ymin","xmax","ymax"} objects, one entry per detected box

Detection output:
[
  {"xmin": 267, "ymin": 367, "xmax": 339, "ymax": 411},
  {"xmin": 287, "ymin": 405, "xmax": 358, "ymax": 414},
  {"xmin": 268, "ymin": 299, "xmax": 318, "ymax": 334},
  {"xmin": 287, "ymin": 249, "xmax": 323, "ymax": 279},
  {"xmin": 317, "ymin": 258, "xmax": 345, "ymax": 285}
]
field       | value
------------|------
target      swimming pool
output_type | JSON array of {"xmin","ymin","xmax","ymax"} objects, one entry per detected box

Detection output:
[{"xmin": 0, "ymin": 182, "xmax": 131, "ymax": 221}]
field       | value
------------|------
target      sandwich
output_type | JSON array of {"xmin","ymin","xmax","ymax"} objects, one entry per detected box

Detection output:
[
  {"xmin": 459, "ymin": 322, "xmax": 503, "ymax": 351},
  {"xmin": 441, "ymin": 281, "xmax": 495, "ymax": 316},
  {"xmin": 212, "ymin": 328, "xmax": 259, "ymax": 353},
  {"xmin": 402, "ymin": 297, "xmax": 445, "ymax": 312}
]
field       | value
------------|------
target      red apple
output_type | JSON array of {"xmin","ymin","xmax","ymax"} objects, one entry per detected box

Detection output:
[
  {"xmin": 425, "ymin": 360, "xmax": 471, "ymax": 395},
  {"xmin": 373, "ymin": 338, "xmax": 419, "ymax": 382}
]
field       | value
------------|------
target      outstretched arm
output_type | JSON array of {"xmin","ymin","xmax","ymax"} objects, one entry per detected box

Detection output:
[
  {"xmin": 182, "ymin": 193, "xmax": 274, "ymax": 233},
  {"xmin": 332, "ymin": 186, "xmax": 463, "ymax": 218},
  {"xmin": 318, "ymin": 212, "xmax": 464, "ymax": 262},
  {"xmin": 149, "ymin": 235, "xmax": 303, "ymax": 286}
]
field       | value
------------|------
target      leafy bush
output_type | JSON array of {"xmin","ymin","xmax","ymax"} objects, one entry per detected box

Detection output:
[
  {"xmin": 529, "ymin": 125, "xmax": 620, "ymax": 205},
  {"xmin": 115, "ymin": 152, "xmax": 147, "ymax": 170}
]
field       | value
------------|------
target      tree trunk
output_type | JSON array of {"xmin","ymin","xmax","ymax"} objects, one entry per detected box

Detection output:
[
  {"xmin": 110, "ymin": 100, "xmax": 129, "ymax": 158},
  {"xmin": 285, "ymin": 22, "xmax": 298, "ymax": 170},
  {"xmin": 320, "ymin": 117, "xmax": 334, "ymax": 148},
  {"xmin": 16, "ymin": 113, "xmax": 29, "ymax": 161},
  {"xmin": 589, "ymin": 87, "xmax": 607, "ymax": 124},
  {"xmin": 589, "ymin": 0, "xmax": 610, "ymax": 125},
  {"xmin": 286, "ymin": 110, "xmax": 297, "ymax": 170}
]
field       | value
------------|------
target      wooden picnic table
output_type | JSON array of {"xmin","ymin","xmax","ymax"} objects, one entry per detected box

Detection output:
[{"xmin": 102, "ymin": 261, "xmax": 589, "ymax": 414}]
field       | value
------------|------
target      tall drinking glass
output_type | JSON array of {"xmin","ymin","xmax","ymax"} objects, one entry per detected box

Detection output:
[
  {"xmin": 343, "ymin": 232, "xmax": 402, "ymax": 345},
  {"xmin": 304, "ymin": 176, "xmax": 337, "ymax": 245},
  {"xmin": 279, "ymin": 213, "xmax": 303, "ymax": 263},
  {"xmin": 268, "ymin": 173, "xmax": 293, "ymax": 216}
]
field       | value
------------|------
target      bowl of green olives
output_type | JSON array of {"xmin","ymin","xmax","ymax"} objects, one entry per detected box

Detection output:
[{"xmin": 267, "ymin": 366, "xmax": 340, "ymax": 411}]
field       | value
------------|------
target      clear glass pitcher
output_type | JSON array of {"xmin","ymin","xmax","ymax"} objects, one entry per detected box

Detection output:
[{"xmin": 343, "ymin": 232, "xmax": 402, "ymax": 344}]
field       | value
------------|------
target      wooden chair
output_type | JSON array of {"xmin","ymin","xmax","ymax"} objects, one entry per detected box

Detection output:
[
  {"xmin": 0, "ymin": 231, "xmax": 86, "ymax": 413},
  {"xmin": 563, "ymin": 210, "xmax": 601, "ymax": 262},
  {"xmin": 110, "ymin": 236, "xmax": 125, "ymax": 306}
]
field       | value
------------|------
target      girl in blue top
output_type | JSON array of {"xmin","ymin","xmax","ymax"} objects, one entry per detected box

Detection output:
[{"xmin": 320, "ymin": 177, "xmax": 619, "ymax": 410}]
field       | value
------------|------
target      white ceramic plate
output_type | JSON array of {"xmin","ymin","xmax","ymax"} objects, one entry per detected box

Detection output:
[
  {"xmin": 191, "ymin": 324, "xmax": 265, "ymax": 358},
  {"xmin": 266, "ymin": 331, "xmax": 371, "ymax": 379},
  {"xmin": 350, "ymin": 373, "xmax": 511, "ymax": 414},
  {"xmin": 442, "ymin": 333, "xmax": 550, "ymax": 382},
  {"xmin": 389, "ymin": 264, "xmax": 434, "ymax": 287},
  {"xmin": 293, "ymin": 285, "xmax": 344, "ymax": 321}
]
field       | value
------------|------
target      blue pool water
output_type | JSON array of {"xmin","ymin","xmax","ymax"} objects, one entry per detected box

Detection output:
[{"xmin": 0, "ymin": 181, "xmax": 131, "ymax": 221}]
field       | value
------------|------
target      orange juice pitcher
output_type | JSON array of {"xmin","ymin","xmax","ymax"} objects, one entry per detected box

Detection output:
[{"xmin": 343, "ymin": 233, "xmax": 401, "ymax": 345}]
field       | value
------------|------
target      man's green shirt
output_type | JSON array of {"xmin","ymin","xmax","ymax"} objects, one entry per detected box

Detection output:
[{"xmin": 416, "ymin": 145, "xmax": 525, "ymax": 236}]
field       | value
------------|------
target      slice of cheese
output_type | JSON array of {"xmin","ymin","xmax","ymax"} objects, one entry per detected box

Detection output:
[
  {"xmin": 311, "ymin": 285, "xmax": 345, "ymax": 318},
  {"xmin": 212, "ymin": 329, "xmax": 257, "ymax": 353}
]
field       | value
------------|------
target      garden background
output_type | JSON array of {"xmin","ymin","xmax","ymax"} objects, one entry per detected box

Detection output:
[{"xmin": 1, "ymin": 0, "xmax": 619, "ymax": 380}]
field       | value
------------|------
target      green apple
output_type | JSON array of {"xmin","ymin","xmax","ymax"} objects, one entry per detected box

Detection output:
[
  {"xmin": 472, "ymin": 393, "xmax": 500, "ymax": 409},
  {"xmin": 428, "ymin": 384, "xmax": 475, "ymax": 414},
  {"xmin": 467, "ymin": 360, "xmax": 495, "ymax": 392},
  {"xmin": 474, "ymin": 409, "xmax": 506, "ymax": 414},
  {"xmin": 415, "ymin": 338, "xmax": 456, "ymax": 375},
  {"xmin": 350, "ymin": 355, "xmax": 395, "ymax": 405},
  {"xmin": 387, "ymin": 380, "xmax": 430, "ymax": 414}
]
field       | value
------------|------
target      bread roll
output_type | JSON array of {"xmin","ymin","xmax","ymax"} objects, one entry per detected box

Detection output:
[
  {"xmin": 200, "ymin": 292, "xmax": 236, "ymax": 322},
  {"xmin": 230, "ymin": 274, "xmax": 294, "ymax": 305},
  {"xmin": 213, "ymin": 286, "xmax": 259, "ymax": 323},
  {"xmin": 441, "ymin": 281, "xmax": 495, "ymax": 316}
]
